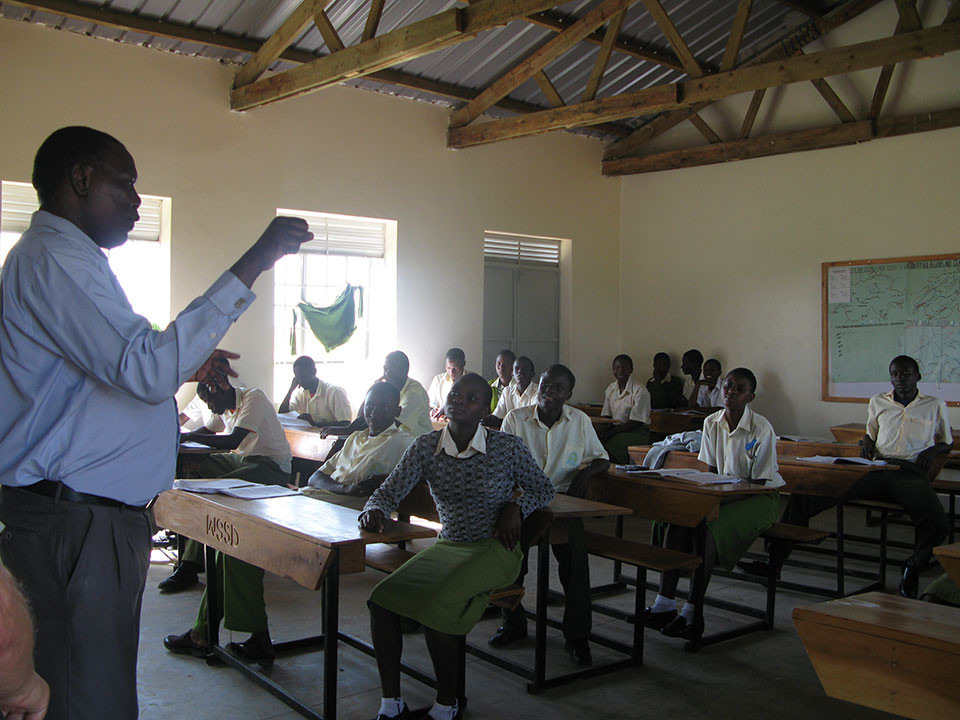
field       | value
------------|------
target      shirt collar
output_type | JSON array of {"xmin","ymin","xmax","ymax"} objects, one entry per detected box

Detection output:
[
  {"xmin": 435, "ymin": 424, "xmax": 486, "ymax": 459},
  {"xmin": 881, "ymin": 390, "xmax": 926, "ymax": 409},
  {"xmin": 533, "ymin": 404, "xmax": 571, "ymax": 429},
  {"xmin": 725, "ymin": 405, "xmax": 754, "ymax": 435},
  {"xmin": 368, "ymin": 424, "xmax": 398, "ymax": 441},
  {"xmin": 30, "ymin": 210, "xmax": 106, "ymax": 259},
  {"xmin": 615, "ymin": 376, "xmax": 637, "ymax": 395}
]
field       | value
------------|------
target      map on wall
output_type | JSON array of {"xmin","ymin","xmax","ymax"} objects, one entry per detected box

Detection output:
[{"xmin": 823, "ymin": 254, "xmax": 960, "ymax": 405}]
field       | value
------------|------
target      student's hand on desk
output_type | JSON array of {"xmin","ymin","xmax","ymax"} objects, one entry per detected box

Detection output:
[
  {"xmin": 298, "ymin": 413, "xmax": 314, "ymax": 424},
  {"xmin": 493, "ymin": 502, "xmax": 522, "ymax": 550},
  {"xmin": 567, "ymin": 470, "xmax": 592, "ymax": 499},
  {"xmin": 0, "ymin": 670, "xmax": 50, "ymax": 720},
  {"xmin": 359, "ymin": 509, "xmax": 387, "ymax": 533},
  {"xmin": 189, "ymin": 349, "xmax": 240, "ymax": 391},
  {"xmin": 859, "ymin": 435, "xmax": 877, "ymax": 460}
]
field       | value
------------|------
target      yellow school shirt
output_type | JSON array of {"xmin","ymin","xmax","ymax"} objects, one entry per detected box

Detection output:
[
  {"xmin": 493, "ymin": 380, "xmax": 538, "ymax": 419},
  {"xmin": 207, "ymin": 387, "xmax": 293, "ymax": 474},
  {"xmin": 399, "ymin": 377, "xmax": 434, "ymax": 436},
  {"xmin": 290, "ymin": 379, "xmax": 352, "ymax": 423},
  {"xmin": 698, "ymin": 406, "xmax": 783, "ymax": 488},
  {"xmin": 866, "ymin": 391, "xmax": 952, "ymax": 463},
  {"xmin": 601, "ymin": 377, "xmax": 651, "ymax": 423},
  {"xmin": 314, "ymin": 425, "xmax": 415, "ymax": 491}
]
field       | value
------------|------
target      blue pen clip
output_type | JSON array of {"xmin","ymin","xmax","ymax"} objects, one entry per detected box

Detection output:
[{"xmin": 745, "ymin": 438, "xmax": 758, "ymax": 452}]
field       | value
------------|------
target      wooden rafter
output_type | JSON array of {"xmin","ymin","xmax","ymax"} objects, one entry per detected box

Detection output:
[
  {"xmin": 689, "ymin": 114, "xmax": 721, "ymax": 143},
  {"xmin": 810, "ymin": 76, "xmax": 856, "ymax": 123},
  {"xmin": 535, "ymin": 71, "xmax": 565, "ymax": 107},
  {"xmin": 721, "ymin": 0, "xmax": 754, "ymax": 72},
  {"xmin": 582, "ymin": 10, "xmax": 627, "ymax": 102},
  {"xmin": 601, "ymin": 107, "xmax": 960, "ymax": 175},
  {"xmin": 446, "ymin": 22, "xmax": 960, "ymax": 148},
  {"xmin": 231, "ymin": 0, "xmax": 567, "ymax": 111},
  {"xmin": 641, "ymin": 0, "xmax": 702, "ymax": 76},
  {"xmin": 235, "ymin": 0, "xmax": 332, "ymax": 88},
  {"xmin": 603, "ymin": 0, "xmax": 884, "ymax": 160},
  {"xmin": 870, "ymin": 0, "xmax": 922, "ymax": 119},
  {"xmin": 739, "ymin": 89, "xmax": 765, "ymax": 138},
  {"xmin": 362, "ymin": 0, "xmax": 386, "ymax": 42},
  {"xmin": 314, "ymin": 9, "xmax": 345, "ymax": 53},
  {"xmin": 449, "ymin": 0, "xmax": 638, "ymax": 128}
]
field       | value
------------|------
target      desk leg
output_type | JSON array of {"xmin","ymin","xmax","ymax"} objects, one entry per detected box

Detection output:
[
  {"xmin": 531, "ymin": 535, "xmax": 550, "ymax": 693},
  {"xmin": 836, "ymin": 505, "xmax": 845, "ymax": 598},
  {"xmin": 686, "ymin": 524, "xmax": 706, "ymax": 653},
  {"xmin": 323, "ymin": 550, "xmax": 340, "ymax": 720},
  {"xmin": 204, "ymin": 544, "xmax": 220, "ymax": 654}
]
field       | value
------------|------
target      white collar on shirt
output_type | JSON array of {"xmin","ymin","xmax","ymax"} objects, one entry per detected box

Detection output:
[
  {"xmin": 722, "ymin": 405, "xmax": 755, "ymax": 435},
  {"xmin": 435, "ymin": 424, "xmax": 487, "ymax": 459},
  {"xmin": 613, "ymin": 377, "xmax": 639, "ymax": 396},
  {"xmin": 532, "ymin": 404, "xmax": 572, "ymax": 429}
]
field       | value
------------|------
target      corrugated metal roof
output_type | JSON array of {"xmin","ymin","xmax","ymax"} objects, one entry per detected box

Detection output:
[{"xmin": 0, "ymin": 0, "xmax": 832, "ymax": 139}]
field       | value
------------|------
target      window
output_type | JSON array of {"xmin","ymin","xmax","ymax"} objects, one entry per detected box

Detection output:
[
  {"xmin": 1, "ymin": 181, "xmax": 172, "ymax": 326},
  {"xmin": 274, "ymin": 209, "xmax": 397, "ymax": 409}
]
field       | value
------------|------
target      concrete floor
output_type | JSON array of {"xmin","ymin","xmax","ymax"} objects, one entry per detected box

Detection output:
[{"xmin": 137, "ymin": 508, "xmax": 932, "ymax": 720}]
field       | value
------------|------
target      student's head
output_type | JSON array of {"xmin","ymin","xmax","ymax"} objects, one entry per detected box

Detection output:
[
  {"xmin": 612, "ymin": 354, "xmax": 633, "ymax": 383},
  {"xmin": 197, "ymin": 381, "xmax": 234, "ymax": 415},
  {"xmin": 538, "ymin": 364, "xmax": 576, "ymax": 414},
  {"xmin": 703, "ymin": 358, "xmax": 722, "ymax": 384},
  {"xmin": 444, "ymin": 373, "xmax": 492, "ymax": 426},
  {"xmin": 652, "ymin": 352, "xmax": 671, "ymax": 381},
  {"xmin": 495, "ymin": 349, "xmax": 516, "ymax": 384},
  {"xmin": 33, "ymin": 126, "xmax": 141, "ymax": 250},
  {"xmin": 362, "ymin": 382, "xmax": 401, "ymax": 436},
  {"xmin": 445, "ymin": 348, "xmax": 466, "ymax": 380},
  {"xmin": 382, "ymin": 351, "xmax": 410, "ymax": 389},
  {"xmin": 293, "ymin": 356, "xmax": 318, "ymax": 386},
  {"xmin": 721, "ymin": 368, "xmax": 757, "ymax": 413},
  {"xmin": 889, "ymin": 355, "xmax": 921, "ymax": 394},
  {"xmin": 681, "ymin": 349, "xmax": 704, "ymax": 376},
  {"xmin": 513, "ymin": 356, "xmax": 536, "ymax": 389}
]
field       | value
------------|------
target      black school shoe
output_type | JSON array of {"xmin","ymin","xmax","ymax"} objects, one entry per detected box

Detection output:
[
  {"xmin": 226, "ymin": 635, "xmax": 276, "ymax": 668},
  {"xmin": 564, "ymin": 639, "xmax": 593, "ymax": 667},
  {"xmin": 640, "ymin": 607, "xmax": 677, "ymax": 630},
  {"xmin": 158, "ymin": 562, "xmax": 201, "ymax": 593},
  {"xmin": 373, "ymin": 703, "xmax": 411, "ymax": 720},
  {"xmin": 899, "ymin": 564, "xmax": 920, "ymax": 599},
  {"xmin": 736, "ymin": 559, "xmax": 781, "ymax": 580},
  {"xmin": 163, "ymin": 629, "xmax": 207, "ymax": 658},
  {"xmin": 660, "ymin": 614, "xmax": 704, "ymax": 640},
  {"xmin": 488, "ymin": 622, "xmax": 528, "ymax": 647}
]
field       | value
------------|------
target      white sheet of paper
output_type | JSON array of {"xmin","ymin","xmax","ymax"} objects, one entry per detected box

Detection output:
[
  {"xmin": 219, "ymin": 485, "xmax": 300, "ymax": 500},
  {"xmin": 278, "ymin": 412, "xmax": 314, "ymax": 429},
  {"xmin": 173, "ymin": 479, "xmax": 257, "ymax": 493},
  {"xmin": 828, "ymin": 267, "xmax": 851, "ymax": 303}
]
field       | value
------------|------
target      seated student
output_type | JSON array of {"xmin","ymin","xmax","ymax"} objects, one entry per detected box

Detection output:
[
  {"xmin": 488, "ymin": 348, "xmax": 516, "ymax": 413},
  {"xmin": 162, "ymin": 381, "xmax": 292, "ymax": 666},
  {"xmin": 642, "ymin": 368, "xmax": 783, "ymax": 640},
  {"xmin": 323, "ymin": 351, "xmax": 433, "ymax": 438},
  {"xmin": 279, "ymin": 355, "xmax": 352, "ymax": 427},
  {"xmin": 757, "ymin": 355, "xmax": 953, "ymax": 598},
  {"xmin": 597, "ymin": 354, "xmax": 651, "ymax": 464},
  {"xmin": 689, "ymin": 358, "xmax": 723, "ymax": 410},
  {"xmin": 491, "ymin": 364, "xmax": 610, "ymax": 666},
  {"xmin": 646, "ymin": 352, "xmax": 685, "ymax": 409},
  {"xmin": 179, "ymin": 390, "xmax": 215, "ymax": 431},
  {"xmin": 302, "ymin": 383, "xmax": 415, "ymax": 510},
  {"xmin": 359, "ymin": 374, "xmax": 554, "ymax": 720},
  {"xmin": 484, "ymin": 356, "xmax": 537, "ymax": 429},
  {"xmin": 680, "ymin": 349, "xmax": 704, "ymax": 405},
  {"xmin": 428, "ymin": 348, "xmax": 466, "ymax": 419}
]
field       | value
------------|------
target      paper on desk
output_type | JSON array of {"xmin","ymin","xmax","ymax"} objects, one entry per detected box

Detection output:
[
  {"xmin": 778, "ymin": 435, "xmax": 830, "ymax": 443},
  {"xmin": 173, "ymin": 479, "xmax": 258, "ymax": 493},
  {"xmin": 660, "ymin": 471, "xmax": 741, "ymax": 485},
  {"xmin": 277, "ymin": 412, "xmax": 313, "ymax": 429},
  {"xmin": 219, "ymin": 484, "xmax": 300, "ymax": 499},
  {"xmin": 180, "ymin": 441, "xmax": 213, "ymax": 449},
  {"xmin": 795, "ymin": 455, "xmax": 888, "ymax": 466},
  {"xmin": 615, "ymin": 465, "xmax": 699, "ymax": 475}
]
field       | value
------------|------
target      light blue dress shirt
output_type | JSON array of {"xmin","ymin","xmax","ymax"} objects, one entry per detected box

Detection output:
[{"xmin": 0, "ymin": 211, "xmax": 255, "ymax": 505}]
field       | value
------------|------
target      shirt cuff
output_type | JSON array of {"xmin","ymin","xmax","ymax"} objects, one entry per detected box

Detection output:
[{"xmin": 204, "ymin": 272, "xmax": 256, "ymax": 320}]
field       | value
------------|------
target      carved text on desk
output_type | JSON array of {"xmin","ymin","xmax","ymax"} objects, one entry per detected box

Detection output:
[{"xmin": 206, "ymin": 514, "xmax": 240, "ymax": 547}]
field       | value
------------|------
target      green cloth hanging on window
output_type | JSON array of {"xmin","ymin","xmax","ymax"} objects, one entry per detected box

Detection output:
[{"xmin": 298, "ymin": 285, "xmax": 363, "ymax": 353}]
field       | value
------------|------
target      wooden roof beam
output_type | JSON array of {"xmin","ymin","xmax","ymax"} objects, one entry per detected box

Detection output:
[
  {"xmin": 721, "ymin": 0, "xmax": 754, "ymax": 72},
  {"xmin": 450, "ymin": 0, "xmax": 639, "ymax": 128},
  {"xmin": 870, "ymin": 0, "xmax": 922, "ymax": 119},
  {"xmin": 362, "ymin": 0, "xmax": 386, "ymax": 41},
  {"xmin": 739, "ymin": 88, "xmax": 765, "ymax": 138},
  {"xmin": 582, "ymin": 9, "xmax": 627, "ymax": 102},
  {"xmin": 230, "ymin": 0, "xmax": 566, "ymax": 111},
  {"xmin": 314, "ymin": 8, "xmax": 345, "ymax": 53},
  {"xmin": 602, "ymin": 106, "xmax": 960, "ymax": 175},
  {"xmin": 641, "ymin": 0, "xmax": 701, "ymax": 76},
  {"xmin": 447, "ymin": 21, "xmax": 960, "ymax": 148}
]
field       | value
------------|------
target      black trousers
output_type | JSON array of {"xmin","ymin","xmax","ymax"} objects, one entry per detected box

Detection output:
[
  {"xmin": 503, "ymin": 516, "xmax": 592, "ymax": 641},
  {"xmin": 782, "ymin": 466, "xmax": 948, "ymax": 568},
  {"xmin": 0, "ymin": 487, "xmax": 152, "ymax": 720}
]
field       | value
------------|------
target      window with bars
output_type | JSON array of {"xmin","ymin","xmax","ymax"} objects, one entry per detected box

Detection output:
[
  {"xmin": 273, "ymin": 208, "xmax": 397, "ymax": 408},
  {"xmin": 1, "ymin": 180, "xmax": 171, "ymax": 325}
]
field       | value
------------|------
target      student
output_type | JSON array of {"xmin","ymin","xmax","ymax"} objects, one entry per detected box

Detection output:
[
  {"xmin": 643, "ymin": 368, "xmax": 783, "ymax": 640},
  {"xmin": 323, "ymin": 351, "xmax": 433, "ymax": 438},
  {"xmin": 689, "ymin": 358, "xmax": 723, "ymax": 409},
  {"xmin": 761, "ymin": 355, "xmax": 953, "ymax": 598},
  {"xmin": 428, "ymin": 348, "xmax": 467, "ymax": 418},
  {"xmin": 359, "ymin": 374, "xmax": 554, "ymax": 720},
  {"xmin": 488, "ymin": 349, "xmax": 516, "ymax": 413},
  {"xmin": 303, "ymin": 383, "xmax": 414, "ymax": 510},
  {"xmin": 179, "ymin": 390, "xmax": 216, "ymax": 431},
  {"xmin": 597, "ymin": 354, "xmax": 651, "ymax": 464},
  {"xmin": 492, "ymin": 365, "xmax": 609, "ymax": 666},
  {"xmin": 278, "ymin": 355, "xmax": 352, "ymax": 427},
  {"xmin": 161, "ymin": 381, "xmax": 292, "ymax": 666},
  {"xmin": 646, "ymin": 352, "xmax": 685, "ymax": 409},
  {"xmin": 680, "ymin": 349, "xmax": 704, "ymax": 404},
  {"xmin": 485, "ymin": 356, "xmax": 537, "ymax": 428}
]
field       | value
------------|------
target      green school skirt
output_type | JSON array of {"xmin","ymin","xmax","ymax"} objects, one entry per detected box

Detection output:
[
  {"xmin": 707, "ymin": 492, "xmax": 781, "ymax": 571},
  {"xmin": 368, "ymin": 538, "xmax": 522, "ymax": 635},
  {"xmin": 923, "ymin": 573, "xmax": 960, "ymax": 606},
  {"xmin": 603, "ymin": 427, "xmax": 651, "ymax": 465}
]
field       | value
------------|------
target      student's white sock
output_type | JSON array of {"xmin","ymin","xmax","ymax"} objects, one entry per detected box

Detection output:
[
  {"xmin": 428, "ymin": 699, "xmax": 458, "ymax": 720},
  {"xmin": 651, "ymin": 595, "xmax": 676, "ymax": 613},
  {"xmin": 378, "ymin": 697, "xmax": 405, "ymax": 718},
  {"xmin": 680, "ymin": 603, "xmax": 696, "ymax": 621}
]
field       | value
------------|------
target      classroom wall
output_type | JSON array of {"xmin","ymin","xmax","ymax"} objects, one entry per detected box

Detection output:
[
  {"xmin": 618, "ymin": 1, "xmax": 960, "ymax": 434},
  {"xmin": 0, "ymin": 19, "xmax": 621, "ymax": 405}
]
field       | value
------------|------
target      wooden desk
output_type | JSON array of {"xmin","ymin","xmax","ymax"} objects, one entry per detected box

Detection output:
[
  {"xmin": 793, "ymin": 592, "xmax": 960, "ymax": 720},
  {"xmin": 648, "ymin": 409, "xmax": 707, "ymax": 435},
  {"xmin": 154, "ymin": 490, "xmax": 434, "ymax": 720},
  {"xmin": 572, "ymin": 403, "xmax": 603, "ymax": 417},
  {"xmin": 934, "ymin": 543, "xmax": 960, "ymax": 585},
  {"xmin": 832, "ymin": 421, "xmax": 960, "ymax": 446},
  {"xmin": 282, "ymin": 426, "xmax": 337, "ymax": 463}
]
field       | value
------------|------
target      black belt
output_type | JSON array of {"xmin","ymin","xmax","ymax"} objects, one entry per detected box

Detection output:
[{"xmin": 8, "ymin": 481, "xmax": 150, "ymax": 512}]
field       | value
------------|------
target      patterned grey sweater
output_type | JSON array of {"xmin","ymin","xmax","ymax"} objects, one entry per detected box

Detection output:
[{"xmin": 364, "ymin": 429, "xmax": 555, "ymax": 543}]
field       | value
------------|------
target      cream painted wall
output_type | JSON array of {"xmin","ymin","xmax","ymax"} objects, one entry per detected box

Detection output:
[
  {"xmin": 619, "ymin": 0, "xmax": 960, "ymax": 434},
  {"xmin": 0, "ymin": 19, "xmax": 621, "ymax": 405}
]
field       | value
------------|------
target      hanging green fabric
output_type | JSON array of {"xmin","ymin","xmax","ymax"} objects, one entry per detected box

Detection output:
[{"xmin": 298, "ymin": 285, "xmax": 364, "ymax": 353}]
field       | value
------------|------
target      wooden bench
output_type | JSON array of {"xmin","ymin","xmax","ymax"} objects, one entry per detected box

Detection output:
[
  {"xmin": 793, "ymin": 591, "xmax": 960, "ymax": 720},
  {"xmin": 933, "ymin": 542, "xmax": 960, "ymax": 585}
]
